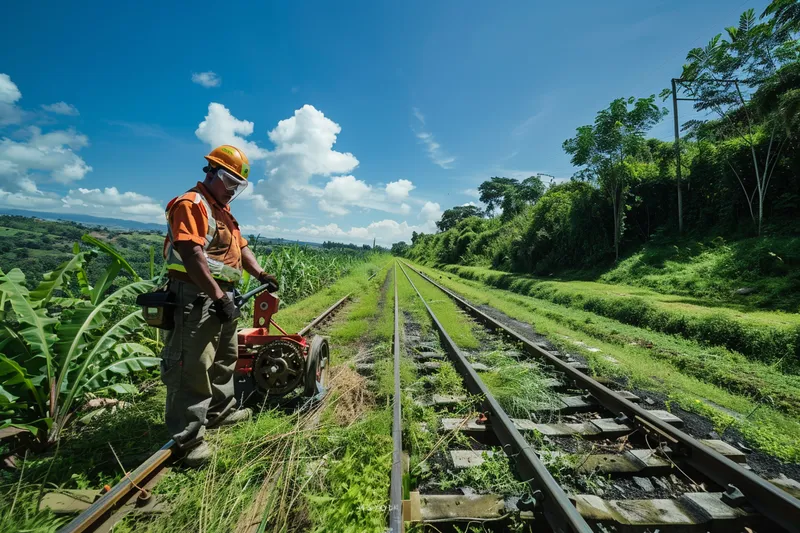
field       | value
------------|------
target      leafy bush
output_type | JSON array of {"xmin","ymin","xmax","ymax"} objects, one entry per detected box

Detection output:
[{"xmin": 0, "ymin": 237, "xmax": 158, "ymax": 447}]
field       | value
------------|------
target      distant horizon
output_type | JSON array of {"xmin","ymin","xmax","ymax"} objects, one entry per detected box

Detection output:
[{"xmin": 0, "ymin": 208, "xmax": 380, "ymax": 248}]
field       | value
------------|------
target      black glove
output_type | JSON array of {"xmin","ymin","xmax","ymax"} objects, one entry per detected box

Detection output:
[
  {"xmin": 212, "ymin": 294, "xmax": 240, "ymax": 323},
  {"xmin": 258, "ymin": 272, "xmax": 279, "ymax": 293}
]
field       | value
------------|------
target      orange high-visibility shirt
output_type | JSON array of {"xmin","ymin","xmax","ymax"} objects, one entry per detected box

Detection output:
[{"xmin": 164, "ymin": 182, "xmax": 248, "ymax": 272}]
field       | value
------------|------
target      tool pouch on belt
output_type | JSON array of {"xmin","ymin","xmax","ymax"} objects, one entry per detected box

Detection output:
[{"xmin": 136, "ymin": 283, "xmax": 177, "ymax": 330}]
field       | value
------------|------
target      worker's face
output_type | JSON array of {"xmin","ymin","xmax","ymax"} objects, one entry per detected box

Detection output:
[{"xmin": 207, "ymin": 172, "xmax": 236, "ymax": 204}]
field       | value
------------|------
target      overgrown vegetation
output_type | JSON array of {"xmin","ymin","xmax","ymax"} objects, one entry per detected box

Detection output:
[
  {"xmin": 411, "ymin": 262, "xmax": 800, "ymax": 462},
  {"xmin": 396, "ymin": 3, "xmax": 800, "ymax": 309}
]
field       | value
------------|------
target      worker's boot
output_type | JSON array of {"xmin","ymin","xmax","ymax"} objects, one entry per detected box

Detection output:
[
  {"xmin": 183, "ymin": 441, "xmax": 212, "ymax": 468},
  {"xmin": 208, "ymin": 407, "xmax": 252, "ymax": 429}
]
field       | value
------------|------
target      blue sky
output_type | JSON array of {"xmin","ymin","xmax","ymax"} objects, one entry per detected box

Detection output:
[{"xmin": 0, "ymin": 0, "xmax": 768, "ymax": 245}]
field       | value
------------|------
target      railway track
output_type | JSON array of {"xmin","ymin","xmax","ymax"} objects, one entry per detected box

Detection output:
[
  {"xmin": 388, "ymin": 260, "xmax": 800, "ymax": 533},
  {"xmin": 56, "ymin": 292, "xmax": 352, "ymax": 533}
]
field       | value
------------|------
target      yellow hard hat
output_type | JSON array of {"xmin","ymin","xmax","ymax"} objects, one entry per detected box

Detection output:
[{"xmin": 204, "ymin": 145, "xmax": 250, "ymax": 180}]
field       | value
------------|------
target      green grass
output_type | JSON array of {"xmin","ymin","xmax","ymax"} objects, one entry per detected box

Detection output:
[
  {"xmin": 399, "ymin": 263, "xmax": 480, "ymax": 350},
  {"xmin": 0, "ymin": 255, "xmax": 395, "ymax": 533},
  {"xmin": 440, "ymin": 263, "xmax": 800, "ymax": 371},
  {"xmin": 0, "ymin": 226, "xmax": 41, "ymax": 236},
  {"xmin": 409, "ymin": 261, "xmax": 800, "ymax": 463},
  {"xmin": 599, "ymin": 235, "xmax": 800, "ymax": 312}
]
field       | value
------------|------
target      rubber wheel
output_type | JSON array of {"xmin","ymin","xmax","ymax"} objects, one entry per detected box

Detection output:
[{"xmin": 304, "ymin": 335, "xmax": 330, "ymax": 397}]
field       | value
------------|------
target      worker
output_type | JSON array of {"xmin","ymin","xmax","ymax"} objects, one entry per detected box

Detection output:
[{"xmin": 161, "ymin": 145, "xmax": 278, "ymax": 467}]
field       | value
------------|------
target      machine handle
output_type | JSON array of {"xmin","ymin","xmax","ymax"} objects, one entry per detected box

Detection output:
[{"xmin": 233, "ymin": 282, "xmax": 274, "ymax": 308}]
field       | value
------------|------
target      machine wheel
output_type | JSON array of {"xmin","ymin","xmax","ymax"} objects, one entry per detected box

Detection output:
[{"xmin": 304, "ymin": 335, "xmax": 330, "ymax": 397}]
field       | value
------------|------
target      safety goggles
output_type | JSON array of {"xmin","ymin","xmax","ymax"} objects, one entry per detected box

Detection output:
[{"xmin": 215, "ymin": 167, "xmax": 249, "ymax": 201}]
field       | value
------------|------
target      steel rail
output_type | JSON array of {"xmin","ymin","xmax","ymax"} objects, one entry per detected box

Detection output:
[
  {"xmin": 59, "ymin": 290, "xmax": 355, "ymax": 533},
  {"xmin": 404, "ymin": 261, "xmax": 800, "ymax": 533},
  {"xmin": 389, "ymin": 264, "xmax": 404, "ymax": 532},
  {"xmin": 58, "ymin": 440, "xmax": 175, "ymax": 533},
  {"xmin": 398, "ymin": 263, "xmax": 593, "ymax": 533},
  {"xmin": 297, "ymin": 293, "xmax": 351, "ymax": 336}
]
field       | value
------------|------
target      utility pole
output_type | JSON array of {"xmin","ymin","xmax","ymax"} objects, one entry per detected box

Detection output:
[
  {"xmin": 671, "ymin": 78, "xmax": 684, "ymax": 234},
  {"xmin": 670, "ymin": 77, "xmax": 740, "ymax": 235}
]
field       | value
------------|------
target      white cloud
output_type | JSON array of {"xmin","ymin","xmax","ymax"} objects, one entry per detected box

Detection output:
[
  {"xmin": 0, "ymin": 127, "xmax": 92, "ymax": 185},
  {"xmin": 0, "ymin": 74, "xmax": 21, "ymax": 105},
  {"xmin": 260, "ymin": 105, "xmax": 359, "ymax": 208},
  {"xmin": 240, "ymin": 223, "xmax": 280, "ymax": 235},
  {"xmin": 419, "ymin": 201, "xmax": 442, "ymax": 223},
  {"xmin": 386, "ymin": 179, "xmax": 415, "ymax": 201},
  {"xmin": 61, "ymin": 187, "xmax": 164, "ymax": 222},
  {"xmin": 322, "ymin": 175, "xmax": 371, "ymax": 203},
  {"xmin": 462, "ymin": 201, "xmax": 477, "ymax": 207},
  {"xmin": 318, "ymin": 199, "xmax": 351, "ymax": 216},
  {"xmin": 315, "ymin": 175, "xmax": 418, "ymax": 217},
  {"xmin": 291, "ymin": 215, "xmax": 439, "ymax": 245},
  {"xmin": 416, "ymin": 131, "xmax": 455, "ymax": 169},
  {"xmin": 42, "ymin": 102, "xmax": 79, "ymax": 116},
  {"xmin": 0, "ymin": 190, "xmax": 61, "ymax": 209},
  {"xmin": 195, "ymin": 102, "xmax": 268, "ymax": 160},
  {"xmin": 191, "ymin": 71, "xmax": 221, "ymax": 88},
  {"xmin": 0, "ymin": 73, "xmax": 23, "ymax": 125},
  {"xmin": 0, "ymin": 185, "xmax": 164, "ymax": 224},
  {"xmin": 462, "ymin": 188, "xmax": 480, "ymax": 198},
  {"xmin": 412, "ymin": 107, "xmax": 455, "ymax": 169}
]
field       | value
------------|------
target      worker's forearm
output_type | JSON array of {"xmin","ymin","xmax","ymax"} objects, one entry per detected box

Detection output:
[
  {"xmin": 177, "ymin": 243, "xmax": 226, "ymax": 300},
  {"xmin": 241, "ymin": 246, "xmax": 264, "ymax": 278}
]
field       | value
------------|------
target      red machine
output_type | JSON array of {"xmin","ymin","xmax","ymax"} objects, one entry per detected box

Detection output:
[{"xmin": 234, "ymin": 287, "xmax": 330, "ymax": 402}]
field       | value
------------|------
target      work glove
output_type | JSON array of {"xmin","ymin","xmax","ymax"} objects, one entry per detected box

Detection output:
[
  {"xmin": 258, "ymin": 272, "xmax": 280, "ymax": 293},
  {"xmin": 212, "ymin": 294, "xmax": 240, "ymax": 323}
]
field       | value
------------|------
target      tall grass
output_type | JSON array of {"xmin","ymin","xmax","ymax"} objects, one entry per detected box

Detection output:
[{"xmin": 243, "ymin": 242, "xmax": 376, "ymax": 305}]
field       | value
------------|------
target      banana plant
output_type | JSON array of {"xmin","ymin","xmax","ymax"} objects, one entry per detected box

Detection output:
[{"xmin": 0, "ymin": 236, "xmax": 159, "ymax": 448}]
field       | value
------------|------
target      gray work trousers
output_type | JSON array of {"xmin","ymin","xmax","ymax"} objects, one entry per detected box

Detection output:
[{"xmin": 160, "ymin": 280, "xmax": 238, "ymax": 447}]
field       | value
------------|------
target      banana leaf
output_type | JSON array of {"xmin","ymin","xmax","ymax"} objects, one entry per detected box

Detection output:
[
  {"xmin": 0, "ymin": 354, "xmax": 45, "ymax": 416},
  {"xmin": 0, "ymin": 269, "xmax": 59, "ymax": 397},
  {"xmin": 29, "ymin": 251, "xmax": 88, "ymax": 307},
  {"xmin": 59, "ymin": 310, "xmax": 150, "ymax": 417},
  {"xmin": 54, "ymin": 279, "xmax": 154, "ymax": 401},
  {"xmin": 81, "ymin": 234, "xmax": 141, "ymax": 282}
]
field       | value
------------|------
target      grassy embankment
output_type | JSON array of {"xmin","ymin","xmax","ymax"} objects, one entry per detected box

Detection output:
[
  {"xmin": 439, "ymin": 261, "xmax": 800, "ymax": 372},
  {"xmin": 408, "ymin": 261, "xmax": 800, "ymax": 463},
  {"xmin": 0, "ymin": 257, "xmax": 396, "ymax": 533}
]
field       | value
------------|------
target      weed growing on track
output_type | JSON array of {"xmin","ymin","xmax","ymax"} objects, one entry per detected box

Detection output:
[
  {"xmin": 410, "ymin": 262, "xmax": 800, "ymax": 462},
  {"xmin": 400, "ymin": 265, "xmax": 480, "ymax": 350},
  {"xmin": 432, "ymin": 363, "xmax": 466, "ymax": 396},
  {"xmin": 437, "ymin": 451, "xmax": 529, "ymax": 495},
  {"xmin": 480, "ymin": 364, "xmax": 555, "ymax": 419}
]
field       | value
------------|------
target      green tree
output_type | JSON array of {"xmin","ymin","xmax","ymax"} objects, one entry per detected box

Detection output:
[
  {"xmin": 435, "ymin": 205, "xmax": 484, "ymax": 232},
  {"xmin": 563, "ymin": 96, "xmax": 667, "ymax": 260},
  {"xmin": 478, "ymin": 177, "xmax": 519, "ymax": 216},
  {"xmin": 675, "ymin": 8, "xmax": 800, "ymax": 234},
  {"xmin": 391, "ymin": 241, "xmax": 409, "ymax": 256}
]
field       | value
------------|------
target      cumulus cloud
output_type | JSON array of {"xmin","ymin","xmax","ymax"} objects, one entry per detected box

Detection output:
[
  {"xmin": 385, "ymin": 179, "xmax": 415, "ymax": 201},
  {"xmin": 0, "ymin": 127, "xmax": 92, "ymax": 185},
  {"xmin": 315, "ymin": 175, "xmax": 418, "ymax": 217},
  {"xmin": 462, "ymin": 188, "xmax": 480, "ymax": 198},
  {"xmin": 191, "ymin": 71, "xmax": 221, "ymax": 88},
  {"xmin": 0, "ymin": 185, "xmax": 165, "ymax": 224},
  {"xmin": 260, "ymin": 105, "xmax": 359, "ymax": 207},
  {"xmin": 292, "ymin": 216, "xmax": 435, "ymax": 246},
  {"xmin": 419, "ymin": 201, "xmax": 442, "ymax": 224},
  {"xmin": 0, "ymin": 73, "xmax": 23, "ymax": 125},
  {"xmin": 42, "ymin": 101, "xmax": 79, "ymax": 116},
  {"xmin": 195, "ymin": 102, "xmax": 268, "ymax": 160},
  {"xmin": 61, "ymin": 187, "xmax": 164, "ymax": 222}
]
